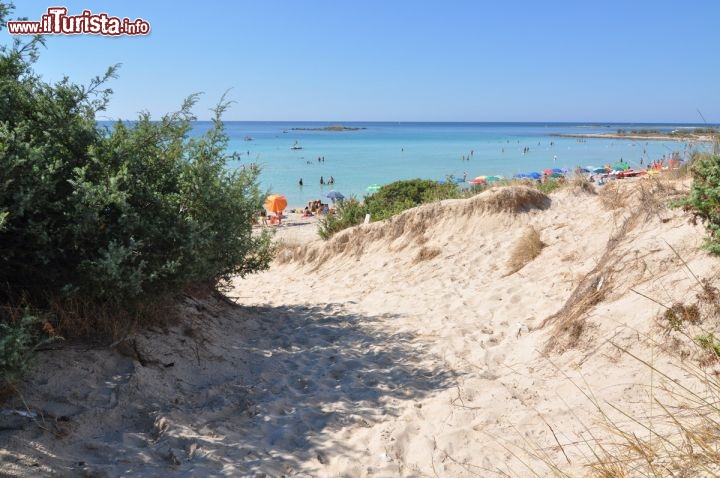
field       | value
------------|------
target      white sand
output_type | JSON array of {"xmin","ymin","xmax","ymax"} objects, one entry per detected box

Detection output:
[{"xmin": 2, "ymin": 179, "xmax": 719, "ymax": 477}]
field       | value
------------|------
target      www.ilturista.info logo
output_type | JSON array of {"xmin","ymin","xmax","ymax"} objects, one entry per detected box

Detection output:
[{"xmin": 7, "ymin": 7, "xmax": 150, "ymax": 36}]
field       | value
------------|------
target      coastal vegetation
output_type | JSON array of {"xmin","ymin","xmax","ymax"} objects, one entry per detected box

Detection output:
[
  {"xmin": 0, "ymin": 3, "xmax": 272, "ymax": 388},
  {"xmin": 317, "ymin": 179, "xmax": 460, "ymax": 239},
  {"xmin": 615, "ymin": 127, "xmax": 719, "ymax": 137},
  {"xmin": 682, "ymin": 148, "xmax": 720, "ymax": 254},
  {"xmin": 290, "ymin": 124, "xmax": 366, "ymax": 131},
  {"xmin": 552, "ymin": 127, "xmax": 718, "ymax": 142}
]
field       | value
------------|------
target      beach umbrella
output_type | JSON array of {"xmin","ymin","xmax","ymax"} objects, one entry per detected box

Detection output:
[
  {"xmin": 527, "ymin": 172, "xmax": 542, "ymax": 179},
  {"xmin": 325, "ymin": 190, "xmax": 345, "ymax": 200},
  {"xmin": 485, "ymin": 175, "xmax": 503, "ymax": 182},
  {"xmin": 613, "ymin": 161, "xmax": 630, "ymax": 171},
  {"xmin": 264, "ymin": 194, "xmax": 287, "ymax": 213},
  {"xmin": 451, "ymin": 177, "xmax": 465, "ymax": 183},
  {"xmin": 548, "ymin": 172, "xmax": 564, "ymax": 179},
  {"xmin": 366, "ymin": 184, "xmax": 381, "ymax": 192},
  {"xmin": 469, "ymin": 177, "xmax": 486, "ymax": 184},
  {"xmin": 552, "ymin": 168, "xmax": 564, "ymax": 173},
  {"xmin": 513, "ymin": 173, "xmax": 529, "ymax": 179},
  {"xmin": 592, "ymin": 167, "xmax": 607, "ymax": 174},
  {"xmin": 542, "ymin": 169, "xmax": 555, "ymax": 175}
]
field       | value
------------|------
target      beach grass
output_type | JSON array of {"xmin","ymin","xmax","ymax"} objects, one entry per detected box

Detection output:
[{"xmin": 506, "ymin": 226, "xmax": 545, "ymax": 275}]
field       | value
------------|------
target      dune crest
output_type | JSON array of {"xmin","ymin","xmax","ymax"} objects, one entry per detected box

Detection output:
[{"xmin": 276, "ymin": 186, "xmax": 551, "ymax": 267}]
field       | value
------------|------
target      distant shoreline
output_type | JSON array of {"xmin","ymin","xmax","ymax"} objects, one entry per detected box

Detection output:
[
  {"xmin": 290, "ymin": 125, "xmax": 366, "ymax": 132},
  {"xmin": 550, "ymin": 132, "xmax": 715, "ymax": 142}
]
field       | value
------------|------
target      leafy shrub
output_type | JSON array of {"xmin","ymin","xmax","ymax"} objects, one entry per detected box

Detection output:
[
  {"xmin": 0, "ymin": 313, "xmax": 54, "ymax": 388},
  {"xmin": 364, "ymin": 179, "xmax": 460, "ymax": 222},
  {"xmin": 0, "ymin": 4, "xmax": 272, "ymax": 328},
  {"xmin": 318, "ymin": 197, "xmax": 367, "ymax": 240},
  {"xmin": 683, "ymin": 151, "xmax": 720, "ymax": 254},
  {"xmin": 317, "ymin": 179, "xmax": 462, "ymax": 239},
  {"xmin": 533, "ymin": 179, "xmax": 565, "ymax": 194},
  {"xmin": 0, "ymin": 4, "xmax": 275, "ymax": 390}
]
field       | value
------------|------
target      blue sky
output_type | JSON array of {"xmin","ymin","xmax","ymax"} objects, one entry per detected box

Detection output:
[{"xmin": 6, "ymin": 1, "xmax": 720, "ymax": 122}]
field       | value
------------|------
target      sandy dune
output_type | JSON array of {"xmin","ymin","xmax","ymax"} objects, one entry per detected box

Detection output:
[{"xmin": 2, "ymin": 180, "xmax": 719, "ymax": 477}]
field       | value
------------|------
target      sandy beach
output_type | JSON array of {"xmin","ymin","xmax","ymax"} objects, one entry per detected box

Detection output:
[{"xmin": 2, "ymin": 177, "xmax": 720, "ymax": 477}]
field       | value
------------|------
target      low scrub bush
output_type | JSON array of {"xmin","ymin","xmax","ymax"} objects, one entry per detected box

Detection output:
[
  {"xmin": 0, "ymin": 3, "xmax": 273, "ymax": 381},
  {"xmin": 317, "ymin": 197, "xmax": 367, "ymax": 240},
  {"xmin": 365, "ymin": 179, "xmax": 460, "ymax": 222},
  {"xmin": 318, "ymin": 179, "xmax": 461, "ymax": 239},
  {"xmin": 0, "ymin": 312, "xmax": 55, "ymax": 389},
  {"xmin": 0, "ymin": 11, "xmax": 272, "ymax": 309},
  {"xmin": 683, "ymin": 151, "xmax": 720, "ymax": 254}
]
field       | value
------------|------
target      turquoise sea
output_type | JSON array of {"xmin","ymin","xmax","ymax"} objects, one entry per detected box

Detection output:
[{"xmin": 192, "ymin": 122, "xmax": 709, "ymax": 208}]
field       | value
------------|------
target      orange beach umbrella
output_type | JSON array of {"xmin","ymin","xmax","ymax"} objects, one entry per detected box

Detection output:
[{"xmin": 264, "ymin": 194, "xmax": 287, "ymax": 213}]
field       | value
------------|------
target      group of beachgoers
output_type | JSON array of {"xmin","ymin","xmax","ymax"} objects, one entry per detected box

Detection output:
[
  {"xmin": 299, "ymin": 199, "xmax": 331, "ymax": 217},
  {"xmin": 258, "ymin": 209, "xmax": 283, "ymax": 226},
  {"xmin": 297, "ymin": 175, "xmax": 335, "ymax": 186},
  {"xmin": 467, "ymin": 154, "xmax": 686, "ymax": 191}
]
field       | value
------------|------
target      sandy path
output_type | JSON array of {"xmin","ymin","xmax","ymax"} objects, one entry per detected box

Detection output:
[{"xmin": 2, "ymin": 182, "xmax": 719, "ymax": 477}]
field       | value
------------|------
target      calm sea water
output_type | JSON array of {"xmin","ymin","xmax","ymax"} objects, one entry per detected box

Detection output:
[{"xmin": 194, "ymin": 121, "xmax": 707, "ymax": 208}]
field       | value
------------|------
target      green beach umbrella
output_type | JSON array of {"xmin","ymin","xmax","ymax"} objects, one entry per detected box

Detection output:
[
  {"xmin": 366, "ymin": 184, "xmax": 381, "ymax": 192},
  {"xmin": 613, "ymin": 161, "xmax": 630, "ymax": 171}
]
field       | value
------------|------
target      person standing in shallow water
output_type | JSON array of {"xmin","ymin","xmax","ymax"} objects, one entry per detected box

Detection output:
[
  {"xmin": 320, "ymin": 176, "xmax": 324, "ymax": 185},
  {"xmin": 299, "ymin": 178, "xmax": 303, "ymax": 186}
]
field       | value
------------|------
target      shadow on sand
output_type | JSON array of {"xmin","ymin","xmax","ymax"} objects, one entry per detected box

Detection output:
[{"xmin": 1, "ymin": 299, "xmax": 452, "ymax": 476}]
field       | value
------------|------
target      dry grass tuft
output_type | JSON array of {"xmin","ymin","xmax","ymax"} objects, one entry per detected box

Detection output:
[
  {"xmin": 413, "ymin": 246, "xmax": 441, "ymax": 264},
  {"xmin": 660, "ymin": 302, "xmax": 702, "ymax": 333},
  {"xmin": 598, "ymin": 181, "xmax": 628, "ymax": 210},
  {"xmin": 570, "ymin": 175, "xmax": 597, "ymax": 195},
  {"xmin": 583, "ymin": 337, "xmax": 720, "ymax": 478},
  {"xmin": 599, "ymin": 175, "xmax": 688, "ymax": 215},
  {"xmin": 47, "ymin": 294, "xmax": 179, "ymax": 343},
  {"xmin": 273, "ymin": 238, "xmax": 305, "ymax": 265},
  {"xmin": 541, "ymin": 208, "xmax": 644, "ymax": 352},
  {"xmin": 697, "ymin": 279, "xmax": 720, "ymax": 318},
  {"xmin": 467, "ymin": 186, "xmax": 551, "ymax": 215},
  {"xmin": 506, "ymin": 226, "xmax": 545, "ymax": 275},
  {"xmin": 635, "ymin": 176, "xmax": 686, "ymax": 218}
]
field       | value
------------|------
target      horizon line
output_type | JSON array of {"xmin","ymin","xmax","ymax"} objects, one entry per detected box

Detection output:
[{"xmin": 94, "ymin": 118, "xmax": 719, "ymax": 126}]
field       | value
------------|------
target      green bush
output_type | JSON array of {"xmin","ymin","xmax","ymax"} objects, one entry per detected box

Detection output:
[
  {"xmin": 0, "ymin": 313, "xmax": 53, "ymax": 388},
  {"xmin": 364, "ymin": 179, "xmax": 460, "ymax": 222},
  {"xmin": 318, "ymin": 197, "xmax": 367, "ymax": 240},
  {"xmin": 317, "ymin": 179, "xmax": 461, "ymax": 239},
  {"xmin": 683, "ymin": 151, "xmax": 720, "ymax": 254},
  {"xmin": 0, "ymin": 5, "xmax": 272, "ymax": 309}
]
